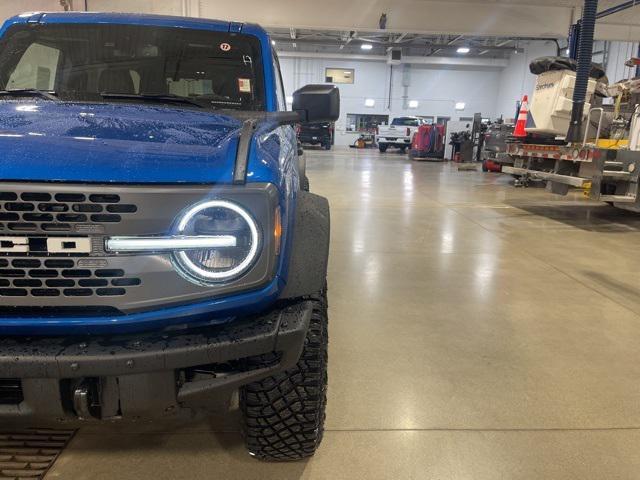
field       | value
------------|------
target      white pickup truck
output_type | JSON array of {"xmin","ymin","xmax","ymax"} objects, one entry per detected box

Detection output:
[{"xmin": 376, "ymin": 116, "xmax": 425, "ymax": 153}]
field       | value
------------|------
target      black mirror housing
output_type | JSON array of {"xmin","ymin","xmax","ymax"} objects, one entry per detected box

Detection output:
[{"xmin": 292, "ymin": 84, "xmax": 340, "ymax": 123}]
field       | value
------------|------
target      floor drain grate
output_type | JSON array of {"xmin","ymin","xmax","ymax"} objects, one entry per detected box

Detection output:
[{"xmin": 0, "ymin": 429, "xmax": 75, "ymax": 479}]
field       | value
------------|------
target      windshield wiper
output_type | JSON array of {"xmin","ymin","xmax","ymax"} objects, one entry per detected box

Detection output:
[
  {"xmin": 0, "ymin": 89, "xmax": 59, "ymax": 101},
  {"xmin": 100, "ymin": 93, "xmax": 204, "ymax": 108}
]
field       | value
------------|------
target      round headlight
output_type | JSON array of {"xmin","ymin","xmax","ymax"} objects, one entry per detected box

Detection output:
[{"xmin": 172, "ymin": 200, "xmax": 260, "ymax": 284}]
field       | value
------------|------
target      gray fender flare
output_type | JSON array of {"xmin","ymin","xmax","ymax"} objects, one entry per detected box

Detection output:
[{"xmin": 279, "ymin": 191, "xmax": 330, "ymax": 299}]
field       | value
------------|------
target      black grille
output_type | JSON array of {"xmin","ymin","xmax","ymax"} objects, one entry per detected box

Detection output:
[
  {"xmin": 0, "ymin": 258, "xmax": 141, "ymax": 298},
  {"xmin": 0, "ymin": 378, "xmax": 23, "ymax": 405},
  {"xmin": 0, "ymin": 191, "xmax": 137, "ymax": 232}
]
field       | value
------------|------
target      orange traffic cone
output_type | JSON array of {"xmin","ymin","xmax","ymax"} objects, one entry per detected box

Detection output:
[{"xmin": 513, "ymin": 95, "xmax": 529, "ymax": 137}]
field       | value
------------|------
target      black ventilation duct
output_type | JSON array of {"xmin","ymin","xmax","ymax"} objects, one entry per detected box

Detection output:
[{"xmin": 566, "ymin": 0, "xmax": 598, "ymax": 143}]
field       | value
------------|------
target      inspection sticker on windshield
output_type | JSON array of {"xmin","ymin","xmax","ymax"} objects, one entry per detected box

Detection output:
[
  {"xmin": 220, "ymin": 42, "xmax": 231, "ymax": 52},
  {"xmin": 238, "ymin": 78, "xmax": 252, "ymax": 93}
]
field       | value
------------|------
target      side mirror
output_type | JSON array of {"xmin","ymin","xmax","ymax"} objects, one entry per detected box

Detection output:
[{"xmin": 292, "ymin": 84, "xmax": 340, "ymax": 123}]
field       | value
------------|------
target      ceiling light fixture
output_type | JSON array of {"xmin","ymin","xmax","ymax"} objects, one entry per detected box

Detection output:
[
  {"xmin": 408, "ymin": 100, "xmax": 419, "ymax": 109},
  {"xmin": 455, "ymin": 102, "xmax": 466, "ymax": 111},
  {"xmin": 365, "ymin": 98, "xmax": 375, "ymax": 107},
  {"xmin": 361, "ymin": 44, "xmax": 373, "ymax": 50},
  {"xmin": 456, "ymin": 47, "xmax": 470, "ymax": 54}
]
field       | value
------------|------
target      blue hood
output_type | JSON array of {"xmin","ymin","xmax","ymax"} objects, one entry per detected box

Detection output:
[{"xmin": 0, "ymin": 100, "xmax": 244, "ymax": 183}]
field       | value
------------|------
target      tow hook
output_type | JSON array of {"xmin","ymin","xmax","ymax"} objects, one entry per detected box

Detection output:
[{"xmin": 73, "ymin": 379, "xmax": 101, "ymax": 420}]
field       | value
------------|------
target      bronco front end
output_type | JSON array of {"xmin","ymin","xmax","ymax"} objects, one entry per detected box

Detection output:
[{"xmin": 0, "ymin": 12, "xmax": 339, "ymax": 461}]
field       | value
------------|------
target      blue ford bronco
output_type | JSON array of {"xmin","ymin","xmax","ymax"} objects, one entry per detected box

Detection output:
[{"xmin": 0, "ymin": 12, "xmax": 339, "ymax": 461}]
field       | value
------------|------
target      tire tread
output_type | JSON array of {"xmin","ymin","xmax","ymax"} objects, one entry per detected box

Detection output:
[{"xmin": 240, "ymin": 292, "xmax": 328, "ymax": 461}]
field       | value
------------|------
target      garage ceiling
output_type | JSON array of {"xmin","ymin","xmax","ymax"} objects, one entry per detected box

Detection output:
[
  {"xmin": 194, "ymin": 0, "xmax": 640, "ymax": 41},
  {"xmin": 269, "ymin": 29, "xmax": 554, "ymax": 59}
]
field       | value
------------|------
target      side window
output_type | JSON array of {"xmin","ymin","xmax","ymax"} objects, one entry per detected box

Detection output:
[
  {"xmin": 7, "ymin": 43, "xmax": 60, "ymax": 90},
  {"xmin": 272, "ymin": 53, "xmax": 286, "ymax": 111}
]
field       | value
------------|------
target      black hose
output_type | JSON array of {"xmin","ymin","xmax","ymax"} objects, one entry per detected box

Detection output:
[
  {"xmin": 566, "ymin": 0, "xmax": 598, "ymax": 143},
  {"xmin": 597, "ymin": 1, "xmax": 639, "ymax": 19}
]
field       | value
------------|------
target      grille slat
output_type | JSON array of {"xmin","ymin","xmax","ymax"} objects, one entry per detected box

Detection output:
[
  {"xmin": 14, "ymin": 279, "xmax": 43, "ymax": 287},
  {"xmin": 45, "ymin": 279, "xmax": 75, "ymax": 287},
  {"xmin": 32, "ymin": 288, "xmax": 61, "ymax": 296},
  {"xmin": 44, "ymin": 260, "xmax": 74, "ymax": 268},
  {"xmin": 21, "ymin": 192, "xmax": 51, "ymax": 202},
  {"xmin": 55, "ymin": 193, "xmax": 85, "ymax": 202},
  {"xmin": 0, "ymin": 269, "xmax": 26, "ymax": 277},
  {"xmin": 24, "ymin": 213, "xmax": 54, "ymax": 222},
  {"xmin": 6, "ymin": 202, "xmax": 34, "ymax": 212},
  {"xmin": 0, "ymin": 288, "xmax": 28, "ymax": 296},
  {"xmin": 89, "ymin": 194, "xmax": 120, "ymax": 203},
  {"xmin": 12, "ymin": 259, "xmax": 41, "ymax": 268},
  {"xmin": 8, "ymin": 222, "xmax": 37, "ymax": 231}
]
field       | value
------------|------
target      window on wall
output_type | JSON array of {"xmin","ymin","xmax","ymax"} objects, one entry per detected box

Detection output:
[
  {"xmin": 459, "ymin": 117, "xmax": 473, "ymax": 122},
  {"xmin": 325, "ymin": 68, "xmax": 354, "ymax": 84},
  {"xmin": 346, "ymin": 113, "xmax": 389, "ymax": 132}
]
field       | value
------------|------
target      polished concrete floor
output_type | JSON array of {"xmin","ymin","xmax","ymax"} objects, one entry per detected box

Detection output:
[{"xmin": 45, "ymin": 148, "xmax": 640, "ymax": 479}]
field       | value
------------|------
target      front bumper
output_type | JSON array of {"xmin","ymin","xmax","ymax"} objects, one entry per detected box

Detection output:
[
  {"xmin": 298, "ymin": 134, "xmax": 330, "ymax": 144},
  {"xmin": 377, "ymin": 137, "xmax": 411, "ymax": 145},
  {"xmin": 0, "ymin": 300, "xmax": 311, "ymax": 422}
]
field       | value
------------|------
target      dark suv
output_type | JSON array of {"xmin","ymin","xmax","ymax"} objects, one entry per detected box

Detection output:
[{"xmin": 297, "ymin": 122, "xmax": 334, "ymax": 150}]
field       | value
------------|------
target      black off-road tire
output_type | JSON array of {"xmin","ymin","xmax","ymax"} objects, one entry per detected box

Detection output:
[
  {"xmin": 240, "ymin": 291, "xmax": 329, "ymax": 461},
  {"xmin": 378, "ymin": 144, "xmax": 388, "ymax": 153},
  {"xmin": 323, "ymin": 142, "xmax": 332, "ymax": 150}
]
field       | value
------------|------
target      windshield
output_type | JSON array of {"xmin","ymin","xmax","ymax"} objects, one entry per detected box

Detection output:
[
  {"xmin": 0, "ymin": 24, "xmax": 265, "ymax": 110},
  {"xmin": 391, "ymin": 118, "xmax": 420, "ymax": 126}
]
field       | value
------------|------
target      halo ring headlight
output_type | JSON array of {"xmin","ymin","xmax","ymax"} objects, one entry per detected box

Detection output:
[{"xmin": 173, "ymin": 199, "xmax": 260, "ymax": 283}]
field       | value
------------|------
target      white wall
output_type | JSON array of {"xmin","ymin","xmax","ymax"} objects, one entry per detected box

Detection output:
[
  {"xmin": 494, "ymin": 41, "xmax": 557, "ymax": 122},
  {"xmin": 0, "ymin": 1, "xmax": 61, "ymax": 21},
  {"xmin": 85, "ymin": 0, "xmax": 184, "ymax": 16},
  {"xmin": 280, "ymin": 57, "xmax": 500, "ymax": 146}
]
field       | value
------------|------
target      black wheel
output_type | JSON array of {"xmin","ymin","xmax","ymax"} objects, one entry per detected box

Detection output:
[
  {"xmin": 240, "ymin": 291, "xmax": 328, "ymax": 461},
  {"xmin": 323, "ymin": 143, "xmax": 331, "ymax": 151},
  {"xmin": 378, "ymin": 144, "xmax": 388, "ymax": 153},
  {"xmin": 482, "ymin": 162, "xmax": 489, "ymax": 172},
  {"xmin": 399, "ymin": 146, "xmax": 407, "ymax": 154}
]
